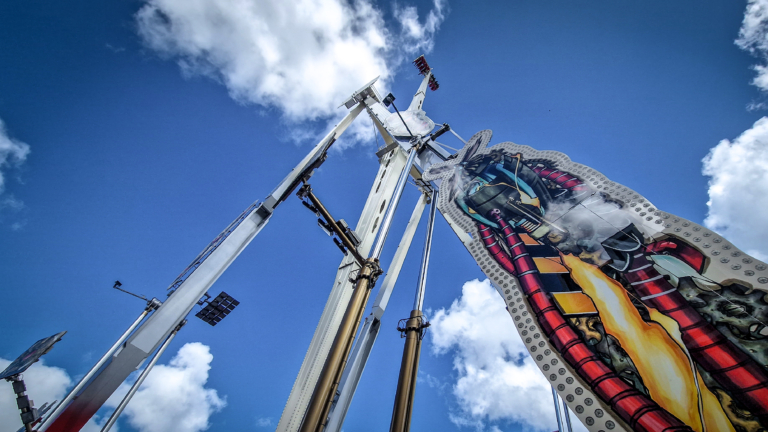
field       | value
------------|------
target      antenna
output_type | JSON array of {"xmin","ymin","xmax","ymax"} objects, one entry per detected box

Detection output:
[{"xmin": 111, "ymin": 280, "xmax": 148, "ymax": 302}]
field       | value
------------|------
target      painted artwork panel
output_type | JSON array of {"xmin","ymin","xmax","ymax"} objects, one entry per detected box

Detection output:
[{"xmin": 423, "ymin": 130, "xmax": 768, "ymax": 432}]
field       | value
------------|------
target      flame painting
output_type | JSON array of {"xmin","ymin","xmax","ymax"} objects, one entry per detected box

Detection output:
[{"xmin": 423, "ymin": 130, "xmax": 768, "ymax": 432}]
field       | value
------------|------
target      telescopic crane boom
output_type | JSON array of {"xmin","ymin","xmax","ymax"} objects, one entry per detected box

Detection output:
[{"xmin": 39, "ymin": 81, "xmax": 375, "ymax": 432}]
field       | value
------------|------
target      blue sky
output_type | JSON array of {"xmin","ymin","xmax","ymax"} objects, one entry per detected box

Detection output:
[{"xmin": 1, "ymin": 1, "xmax": 768, "ymax": 432}]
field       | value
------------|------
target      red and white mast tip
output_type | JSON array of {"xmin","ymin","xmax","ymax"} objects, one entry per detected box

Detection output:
[{"xmin": 413, "ymin": 55, "xmax": 439, "ymax": 91}]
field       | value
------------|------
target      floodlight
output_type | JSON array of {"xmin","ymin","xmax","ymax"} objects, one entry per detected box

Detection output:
[
  {"xmin": 2, "ymin": 331, "xmax": 66, "ymax": 431},
  {"xmin": 382, "ymin": 93, "xmax": 395, "ymax": 108},
  {"xmin": 1, "ymin": 331, "xmax": 67, "ymax": 380},
  {"xmin": 195, "ymin": 291, "xmax": 240, "ymax": 326}
]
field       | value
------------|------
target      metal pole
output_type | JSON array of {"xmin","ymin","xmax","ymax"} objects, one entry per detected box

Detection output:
[
  {"xmin": 100, "ymin": 320, "xmax": 185, "ymax": 432},
  {"xmin": 390, "ymin": 189, "xmax": 437, "ymax": 432},
  {"xmin": 561, "ymin": 396, "xmax": 573, "ymax": 432},
  {"xmin": 325, "ymin": 194, "xmax": 428, "ymax": 432},
  {"xmin": 370, "ymin": 143, "xmax": 420, "ymax": 260},
  {"xmin": 300, "ymin": 142, "xmax": 419, "ymax": 432},
  {"xmin": 552, "ymin": 387, "xmax": 564, "ymax": 432},
  {"xmin": 389, "ymin": 311, "xmax": 423, "ymax": 432},
  {"xmin": 413, "ymin": 189, "xmax": 437, "ymax": 311},
  {"xmin": 40, "ymin": 302, "xmax": 157, "ymax": 429},
  {"xmin": 8, "ymin": 376, "xmax": 35, "ymax": 432}
]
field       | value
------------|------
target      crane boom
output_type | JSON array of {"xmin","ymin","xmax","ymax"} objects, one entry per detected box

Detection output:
[{"xmin": 39, "ymin": 99, "xmax": 368, "ymax": 432}]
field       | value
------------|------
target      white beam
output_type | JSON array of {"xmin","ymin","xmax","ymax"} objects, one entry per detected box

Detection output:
[
  {"xmin": 275, "ymin": 145, "xmax": 411, "ymax": 432},
  {"xmin": 42, "ymin": 103, "xmax": 366, "ymax": 432}
]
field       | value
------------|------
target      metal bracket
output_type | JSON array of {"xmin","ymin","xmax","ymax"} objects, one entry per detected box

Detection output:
[
  {"xmin": 395, "ymin": 316, "xmax": 430, "ymax": 340},
  {"xmin": 297, "ymin": 183, "xmax": 367, "ymax": 266},
  {"xmin": 355, "ymin": 259, "xmax": 382, "ymax": 285}
]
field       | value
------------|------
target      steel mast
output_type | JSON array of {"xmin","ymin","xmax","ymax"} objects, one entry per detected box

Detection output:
[
  {"xmin": 324, "ymin": 192, "xmax": 428, "ymax": 432},
  {"xmin": 552, "ymin": 387, "xmax": 565, "ymax": 432},
  {"xmin": 390, "ymin": 188, "xmax": 437, "ymax": 432},
  {"xmin": 278, "ymin": 56, "xmax": 449, "ymax": 432},
  {"xmin": 298, "ymin": 137, "xmax": 423, "ymax": 432}
]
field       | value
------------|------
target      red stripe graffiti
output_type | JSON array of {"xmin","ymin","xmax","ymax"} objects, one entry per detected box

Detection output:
[
  {"xmin": 623, "ymin": 252, "xmax": 768, "ymax": 421},
  {"xmin": 532, "ymin": 166, "xmax": 589, "ymax": 193},
  {"xmin": 531, "ymin": 163, "xmax": 768, "ymax": 422},
  {"xmin": 479, "ymin": 211, "xmax": 692, "ymax": 432},
  {"xmin": 478, "ymin": 224, "xmax": 517, "ymax": 276}
]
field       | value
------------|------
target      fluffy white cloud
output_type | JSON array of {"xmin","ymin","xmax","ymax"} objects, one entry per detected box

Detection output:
[
  {"xmin": 0, "ymin": 358, "xmax": 71, "ymax": 432},
  {"xmin": 0, "ymin": 342, "xmax": 223, "ymax": 432},
  {"xmin": 255, "ymin": 416, "xmax": 274, "ymax": 427},
  {"xmin": 671, "ymin": 2, "xmax": 768, "ymax": 264},
  {"xmin": 110, "ymin": 342, "xmax": 226, "ymax": 432},
  {"xmin": 135, "ymin": 0, "xmax": 446, "ymax": 145},
  {"xmin": 718, "ymin": 2, "xmax": 768, "ymax": 262},
  {"xmin": 0, "ymin": 119, "xmax": 30, "ymax": 194},
  {"xmin": 737, "ymin": 0, "xmax": 768, "ymax": 92},
  {"xmin": 429, "ymin": 279, "xmax": 585, "ymax": 432},
  {"xmin": 702, "ymin": 117, "xmax": 768, "ymax": 261},
  {"xmin": 394, "ymin": 1, "xmax": 445, "ymax": 56}
]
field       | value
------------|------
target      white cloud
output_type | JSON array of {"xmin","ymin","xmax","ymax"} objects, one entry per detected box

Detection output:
[
  {"xmin": 703, "ymin": 116, "xmax": 768, "ymax": 261},
  {"xmin": 81, "ymin": 415, "xmax": 120, "ymax": 432},
  {"xmin": 0, "ymin": 119, "xmax": 30, "ymax": 194},
  {"xmin": 716, "ymin": 1, "xmax": 768, "ymax": 262},
  {"xmin": 255, "ymin": 416, "xmax": 274, "ymax": 427},
  {"xmin": 109, "ymin": 342, "xmax": 226, "ymax": 432},
  {"xmin": 135, "ymin": 0, "xmax": 446, "ymax": 146},
  {"xmin": 1, "ymin": 342, "xmax": 223, "ymax": 432},
  {"xmin": 394, "ymin": 0, "xmax": 445, "ymax": 56},
  {"xmin": 417, "ymin": 370, "xmax": 448, "ymax": 392},
  {"xmin": 429, "ymin": 279, "xmax": 585, "ymax": 432},
  {"xmin": 0, "ymin": 358, "xmax": 71, "ymax": 432},
  {"xmin": 1, "ymin": 195, "xmax": 24, "ymax": 211},
  {"xmin": 737, "ymin": 0, "xmax": 768, "ymax": 91},
  {"xmin": 1, "ymin": 195, "xmax": 27, "ymax": 231}
]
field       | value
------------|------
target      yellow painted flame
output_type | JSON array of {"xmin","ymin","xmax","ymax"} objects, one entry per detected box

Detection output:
[
  {"xmin": 560, "ymin": 253, "xmax": 734, "ymax": 432},
  {"xmin": 646, "ymin": 308, "xmax": 737, "ymax": 432},
  {"xmin": 518, "ymin": 191, "xmax": 541, "ymax": 208}
]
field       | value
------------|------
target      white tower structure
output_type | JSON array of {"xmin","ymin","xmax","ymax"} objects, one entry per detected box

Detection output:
[
  {"xmin": 277, "ymin": 57, "xmax": 452, "ymax": 432},
  {"xmin": 36, "ymin": 56, "xmax": 455, "ymax": 432}
]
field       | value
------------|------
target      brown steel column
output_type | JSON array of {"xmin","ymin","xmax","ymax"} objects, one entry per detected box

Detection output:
[
  {"xmin": 299, "ymin": 142, "xmax": 420, "ymax": 432},
  {"xmin": 299, "ymin": 259, "xmax": 381, "ymax": 432},
  {"xmin": 390, "ymin": 188, "xmax": 436, "ymax": 432},
  {"xmin": 390, "ymin": 310, "xmax": 425, "ymax": 432},
  {"xmin": 405, "ymin": 327, "xmax": 422, "ymax": 430}
]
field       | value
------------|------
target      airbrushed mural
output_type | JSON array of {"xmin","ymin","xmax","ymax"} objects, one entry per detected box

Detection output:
[{"xmin": 423, "ymin": 130, "xmax": 768, "ymax": 432}]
